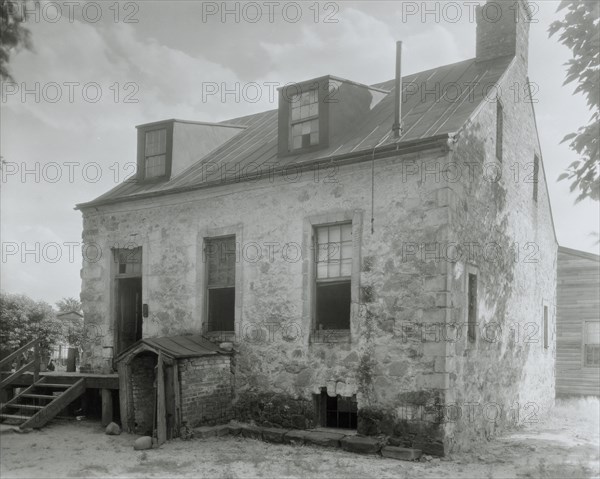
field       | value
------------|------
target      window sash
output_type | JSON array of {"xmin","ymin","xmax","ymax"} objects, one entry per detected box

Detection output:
[
  {"xmin": 496, "ymin": 101, "xmax": 503, "ymax": 161},
  {"xmin": 145, "ymin": 129, "xmax": 166, "ymax": 157},
  {"xmin": 467, "ymin": 273, "xmax": 477, "ymax": 342},
  {"xmin": 115, "ymin": 248, "xmax": 142, "ymax": 276},
  {"xmin": 289, "ymin": 89, "xmax": 319, "ymax": 150},
  {"xmin": 585, "ymin": 345, "xmax": 600, "ymax": 367},
  {"xmin": 315, "ymin": 223, "xmax": 352, "ymax": 280},
  {"xmin": 585, "ymin": 322, "xmax": 600, "ymax": 345},
  {"xmin": 205, "ymin": 236, "xmax": 236, "ymax": 288}
]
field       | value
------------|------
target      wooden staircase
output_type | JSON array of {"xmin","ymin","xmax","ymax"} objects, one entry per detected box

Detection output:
[
  {"xmin": 0, "ymin": 339, "xmax": 86, "ymax": 429},
  {"xmin": 0, "ymin": 376, "xmax": 86, "ymax": 428}
]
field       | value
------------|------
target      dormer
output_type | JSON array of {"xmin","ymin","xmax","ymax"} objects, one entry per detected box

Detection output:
[
  {"xmin": 136, "ymin": 119, "xmax": 245, "ymax": 183},
  {"xmin": 277, "ymin": 76, "xmax": 388, "ymax": 157}
]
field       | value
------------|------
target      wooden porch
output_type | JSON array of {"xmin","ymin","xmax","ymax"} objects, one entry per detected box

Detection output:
[{"xmin": 1, "ymin": 341, "xmax": 119, "ymax": 429}]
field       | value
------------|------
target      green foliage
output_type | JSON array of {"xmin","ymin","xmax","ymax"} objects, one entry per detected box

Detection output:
[
  {"xmin": 56, "ymin": 297, "xmax": 82, "ymax": 314},
  {"xmin": 0, "ymin": 292, "xmax": 63, "ymax": 355},
  {"xmin": 549, "ymin": 1, "xmax": 600, "ymax": 202},
  {"xmin": 0, "ymin": 0, "xmax": 36, "ymax": 81},
  {"xmin": 234, "ymin": 391, "xmax": 314, "ymax": 429}
]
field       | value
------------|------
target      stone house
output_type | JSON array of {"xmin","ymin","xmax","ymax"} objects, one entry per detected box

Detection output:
[
  {"xmin": 77, "ymin": 0, "xmax": 557, "ymax": 454},
  {"xmin": 556, "ymin": 246, "xmax": 600, "ymax": 396}
]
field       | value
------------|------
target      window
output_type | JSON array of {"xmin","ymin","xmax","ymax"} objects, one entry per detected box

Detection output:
[
  {"xmin": 315, "ymin": 223, "xmax": 352, "ymax": 330},
  {"xmin": 496, "ymin": 100, "xmax": 503, "ymax": 161},
  {"xmin": 318, "ymin": 390, "xmax": 357, "ymax": 429},
  {"xmin": 114, "ymin": 247, "xmax": 142, "ymax": 275},
  {"xmin": 205, "ymin": 236, "xmax": 236, "ymax": 332},
  {"xmin": 543, "ymin": 305, "xmax": 548, "ymax": 349},
  {"xmin": 467, "ymin": 273, "xmax": 477, "ymax": 343},
  {"xmin": 290, "ymin": 89, "xmax": 319, "ymax": 150},
  {"xmin": 533, "ymin": 155, "xmax": 539, "ymax": 202},
  {"xmin": 584, "ymin": 322, "xmax": 600, "ymax": 367},
  {"xmin": 144, "ymin": 129, "xmax": 167, "ymax": 178}
]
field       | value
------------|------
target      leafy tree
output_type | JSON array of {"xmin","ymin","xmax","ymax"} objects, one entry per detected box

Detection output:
[
  {"xmin": 0, "ymin": 292, "xmax": 63, "ymax": 356},
  {"xmin": 0, "ymin": 0, "xmax": 36, "ymax": 81},
  {"xmin": 549, "ymin": 1, "xmax": 600, "ymax": 202},
  {"xmin": 56, "ymin": 297, "xmax": 82, "ymax": 314}
]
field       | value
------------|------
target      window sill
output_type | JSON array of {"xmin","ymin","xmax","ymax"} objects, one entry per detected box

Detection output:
[
  {"xmin": 203, "ymin": 331, "xmax": 236, "ymax": 343},
  {"xmin": 310, "ymin": 329, "xmax": 351, "ymax": 344}
]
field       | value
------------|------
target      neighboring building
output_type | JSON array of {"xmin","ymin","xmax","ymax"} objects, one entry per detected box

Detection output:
[
  {"xmin": 52, "ymin": 311, "xmax": 84, "ymax": 366},
  {"xmin": 556, "ymin": 246, "xmax": 600, "ymax": 396},
  {"xmin": 77, "ymin": 0, "xmax": 557, "ymax": 454}
]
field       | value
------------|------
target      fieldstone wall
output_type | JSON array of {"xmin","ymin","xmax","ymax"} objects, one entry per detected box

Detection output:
[
  {"xmin": 79, "ymin": 144, "xmax": 453, "ymax": 440},
  {"xmin": 439, "ymin": 53, "xmax": 557, "ymax": 450},
  {"xmin": 79, "ymin": 53, "xmax": 555, "ymax": 452}
]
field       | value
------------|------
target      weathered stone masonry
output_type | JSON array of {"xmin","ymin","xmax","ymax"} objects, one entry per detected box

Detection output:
[{"xmin": 78, "ymin": 0, "xmax": 556, "ymax": 455}]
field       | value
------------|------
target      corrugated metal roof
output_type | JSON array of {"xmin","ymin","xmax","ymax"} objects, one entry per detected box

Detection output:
[
  {"xmin": 80, "ymin": 56, "xmax": 513, "ymax": 208},
  {"xmin": 116, "ymin": 334, "xmax": 227, "ymax": 361}
]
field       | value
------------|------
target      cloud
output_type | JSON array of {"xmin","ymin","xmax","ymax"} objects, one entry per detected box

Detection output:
[{"xmin": 259, "ymin": 8, "xmax": 396, "ymax": 85}]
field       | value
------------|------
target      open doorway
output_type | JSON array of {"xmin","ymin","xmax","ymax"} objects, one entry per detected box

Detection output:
[{"xmin": 113, "ymin": 248, "xmax": 143, "ymax": 356}]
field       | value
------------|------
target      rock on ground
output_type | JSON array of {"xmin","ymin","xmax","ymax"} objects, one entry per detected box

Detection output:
[
  {"xmin": 105, "ymin": 422, "xmax": 121, "ymax": 435},
  {"xmin": 133, "ymin": 436, "xmax": 153, "ymax": 450}
]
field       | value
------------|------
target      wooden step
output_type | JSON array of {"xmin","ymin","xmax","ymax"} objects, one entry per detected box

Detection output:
[
  {"xmin": 35, "ymin": 383, "xmax": 73, "ymax": 389},
  {"xmin": 4, "ymin": 404, "xmax": 44, "ymax": 410},
  {"xmin": 21, "ymin": 378, "xmax": 85, "ymax": 429},
  {"xmin": 1, "ymin": 413, "xmax": 32, "ymax": 421},
  {"xmin": 21, "ymin": 394, "xmax": 57, "ymax": 400}
]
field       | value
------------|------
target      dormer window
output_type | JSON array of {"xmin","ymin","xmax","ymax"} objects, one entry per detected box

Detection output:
[
  {"xmin": 278, "ymin": 75, "xmax": 388, "ymax": 157},
  {"xmin": 136, "ymin": 121, "xmax": 174, "ymax": 183},
  {"xmin": 144, "ymin": 129, "xmax": 167, "ymax": 178},
  {"xmin": 290, "ymin": 89, "xmax": 319, "ymax": 150}
]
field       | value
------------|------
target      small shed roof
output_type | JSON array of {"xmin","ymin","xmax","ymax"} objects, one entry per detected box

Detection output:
[{"xmin": 116, "ymin": 334, "xmax": 229, "ymax": 362}]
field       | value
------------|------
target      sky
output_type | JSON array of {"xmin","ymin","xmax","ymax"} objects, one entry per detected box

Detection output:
[{"xmin": 1, "ymin": 0, "xmax": 599, "ymax": 305}]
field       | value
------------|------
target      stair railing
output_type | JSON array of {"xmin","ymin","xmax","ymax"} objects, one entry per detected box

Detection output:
[{"xmin": 0, "ymin": 339, "xmax": 40, "ymax": 389}]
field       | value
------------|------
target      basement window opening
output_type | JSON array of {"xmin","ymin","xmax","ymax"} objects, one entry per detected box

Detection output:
[{"xmin": 319, "ymin": 390, "xmax": 357, "ymax": 429}]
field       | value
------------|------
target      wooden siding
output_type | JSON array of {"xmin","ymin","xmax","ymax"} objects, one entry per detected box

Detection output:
[{"xmin": 556, "ymin": 247, "xmax": 600, "ymax": 396}]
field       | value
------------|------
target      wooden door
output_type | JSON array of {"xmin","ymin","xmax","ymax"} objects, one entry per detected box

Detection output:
[{"xmin": 117, "ymin": 277, "xmax": 142, "ymax": 354}]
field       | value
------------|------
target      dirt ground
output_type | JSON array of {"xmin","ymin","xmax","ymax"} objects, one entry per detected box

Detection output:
[{"xmin": 1, "ymin": 397, "xmax": 598, "ymax": 479}]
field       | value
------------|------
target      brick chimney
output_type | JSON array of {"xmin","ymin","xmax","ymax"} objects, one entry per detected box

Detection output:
[{"xmin": 476, "ymin": 0, "xmax": 531, "ymax": 67}]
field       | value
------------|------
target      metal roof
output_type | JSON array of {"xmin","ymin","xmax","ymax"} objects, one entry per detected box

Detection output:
[
  {"xmin": 79, "ymin": 55, "xmax": 514, "ymax": 209},
  {"xmin": 116, "ymin": 334, "xmax": 228, "ymax": 361}
]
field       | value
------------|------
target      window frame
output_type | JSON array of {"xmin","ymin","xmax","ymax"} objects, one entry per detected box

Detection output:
[
  {"xmin": 136, "ymin": 122, "xmax": 174, "ymax": 183},
  {"xmin": 303, "ymin": 211, "xmax": 362, "ymax": 344},
  {"xmin": 203, "ymin": 235, "xmax": 237, "ymax": 334},
  {"xmin": 278, "ymin": 78, "xmax": 330, "ymax": 157},
  {"xmin": 467, "ymin": 272, "xmax": 478, "ymax": 344},
  {"xmin": 289, "ymin": 88, "xmax": 320, "ymax": 151},
  {"xmin": 496, "ymin": 99, "xmax": 504, "ymax": 162},
  {"xmin": 313, "ymin": 222, "xmax": 353, "ymax": 333},
  {"xmin": 583, "ymin": 321, "xmax": 600, "ymax": 368},
  {"xmin": 144, "ymin": 128, "xmax": 168, "ymax": 179}
]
